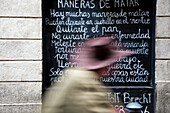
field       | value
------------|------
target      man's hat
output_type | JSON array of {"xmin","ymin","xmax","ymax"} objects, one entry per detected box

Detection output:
[{"xmin": 71, "ymin": 37, "xmax": 133, "ymax": 70}]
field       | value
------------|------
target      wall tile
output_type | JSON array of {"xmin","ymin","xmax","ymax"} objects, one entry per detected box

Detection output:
[
  {"xmin": 156, "ymin": 82, "xmax": 170, "ymax": 113},
  {"xmin": 0, "ymin": 105, "xmax": 41, "ymax": 113},
  {"xmin": 156, "ymin": 60, "xmax": 170, "ymax": 81},
  {"xmin": 0, "ymin": 82, "xmax": 41, "ymax": 104},
  {"xmin": 0, "ymin": 0, "xmax": 41, "ymax": 17},
  {"xmin": 0, "ymin": 18, "xmax": 42, "ymax": 39},
  {"xmin": 156, "ymin": 17, "xmax": 170, "ymax": 37},
  {"xmin": 0, "ymin": 61, "xmax": 42, "ymax": 81},
  {"xmin": 0, "ymin": 40, "xmax": 42, "ymax": 60},
  {"xmin": 156, "ymin": 39, "xmax": 170, "ymax": 59},
  {"xmin": 156, "ymin": 0, "xmax": 170, "ymax": 16}
]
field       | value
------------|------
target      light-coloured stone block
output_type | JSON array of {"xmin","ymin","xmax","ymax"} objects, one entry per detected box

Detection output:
[
  {"xmin": 156, "ymin": 17, "xmax": 170, "ymax": 37},
  {"xmin": 156, "ymin": 39, "xmax": 170, "ymax": 59},
  {"xmin": 0, "ymin": 82, "xmax": 41, "ymax": 104},
  {"xmin": 156, "ymin": 0, "xmax": 170, "ymax": 16},
  {"xmin": 0, "ymin": 40, "xmax": 42, "ymax": 60},
  {"xmin": 0, "ymin": 105, "xmax": 41, "ymax": 113},
  {"xmin": 0, "ymin": 61, "xmax": 42, "ymax": 81},
  {"xmin": 0, "ymin": 18, "xmax": 42, "ymax": 38},
  {"xmin": 0, "ymin": 0, "xmax": 41, "ymax": 17},
  {"xmin": 156, "ymin": 60, "xmax": 170, "ymax": 81},
  {"xmin": 156, "ymin": 82, "xmax": 170, "ymax": 113}
]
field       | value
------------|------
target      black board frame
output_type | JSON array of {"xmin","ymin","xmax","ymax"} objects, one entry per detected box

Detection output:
[{"xmin": 42, "ymin": 0, "xmax": 156, "ymax": 112}]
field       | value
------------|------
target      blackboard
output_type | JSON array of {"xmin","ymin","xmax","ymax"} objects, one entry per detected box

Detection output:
[
  {"xmin": 43, "ymin": 0, "xmax": 156, "ymax": 89},
  {"xmin": 107, "ymin": 87, "xmax": 155, "ymax": 113},
  {"xmin": 42, "ymin": 0, "xmax": 156, "ymax": 112}
]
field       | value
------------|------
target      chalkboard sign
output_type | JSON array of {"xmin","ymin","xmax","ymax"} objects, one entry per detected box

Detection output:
[
  {"xmin": 107, "ymin": 87, "xmax": 155, "ymax": 113},
  {"xmin": 43, "ymin": 0, "xmax": 156, "ymax": 90},
  {"xmin": 42, "ymin": 0, "xmax": 156, "ymax": 112}
]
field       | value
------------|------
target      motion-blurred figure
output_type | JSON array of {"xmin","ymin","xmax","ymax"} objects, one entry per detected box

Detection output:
[{"xmin": 42, "ymin": 37, "xmax": 132, "ymax": 113}]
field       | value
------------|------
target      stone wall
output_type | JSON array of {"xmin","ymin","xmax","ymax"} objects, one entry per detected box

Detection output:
[
  {"xmin": 0, "ymin": 0, "xmax": 169, "ymax": 113},
  {"xmin": 0, "ymin": 0, "xmax": 42, "ymax": 113},
  {"xmin": 156, "ymin": 0, "xmax": 170, "ymax": 112}
]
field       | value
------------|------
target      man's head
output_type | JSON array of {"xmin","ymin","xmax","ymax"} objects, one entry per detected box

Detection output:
[{"xmin": 70, "ymin": 37, "xmax": 133, "ymax": 72}]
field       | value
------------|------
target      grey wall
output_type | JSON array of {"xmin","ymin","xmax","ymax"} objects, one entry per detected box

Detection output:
[
  {"xmin": 0, "ymin": 0, "xmax": 42, "ymax": 112},
  {"xmin": 156, "ymin": 0, "xmax": 170, "ymax": 113},
  {"xmin": 0, "ymin": 0, "xmax": 169, "ymax": 113}
]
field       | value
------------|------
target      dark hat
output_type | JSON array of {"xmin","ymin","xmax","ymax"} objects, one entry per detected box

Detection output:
[{"xmin": 72, "ymin": 37, "xmax": 133, "ymax": 70}]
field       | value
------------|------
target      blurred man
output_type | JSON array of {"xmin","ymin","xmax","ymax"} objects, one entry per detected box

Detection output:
[{"xmin": 42, "ymin": 37, "xmax": 132, "ymax": 113}]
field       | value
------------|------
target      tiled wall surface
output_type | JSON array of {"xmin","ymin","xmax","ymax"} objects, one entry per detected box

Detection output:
[
  {"xmin": 0, "ymin": 0, "xmax": 42, "ymax": 113},
  {"xmin": 0, "ymin": 0, "xmax": 169, "ymax": 113},
  {"xmin": 156, "ymin": 0, "xmax": 170, "ymax": 112}
]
